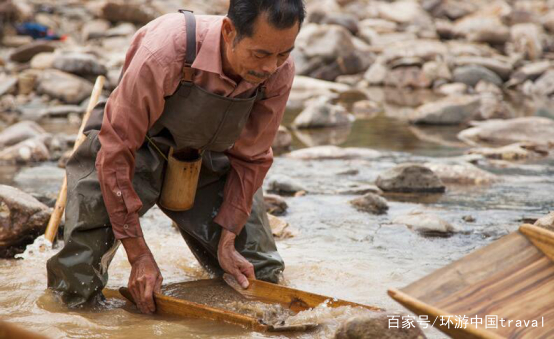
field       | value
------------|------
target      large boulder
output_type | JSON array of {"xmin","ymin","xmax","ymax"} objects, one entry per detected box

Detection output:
[
  {"xmin": 335, "ymin": 313, "xmax": 426, "ymax": 339},
  {"xmin": 458, "ymin": 117, "xmax": 554, "ymax": 147},
  {"xmin": 36, "ymin": 70, "xmax": 94, "ymax": 104},
  {"xmin": 9, "ymin": 40, "xmax": 55, "ymax": 63},
  {"xmin": 376, "ymin": 164, "xmax": 446, "ymax": 193},
  {"xmin": 286, "ymin": 145, "xmax": 381, "ymax": 160},
  {"xmin": 293, "ymin": 97, "xmax": 353, "ymax": 129},
  {"xmin": 409, "ymin": 95, "xmax": 481, "ymax": 125},
  {"xmin": 350, "ymin": 193, "xmax": 388, "ymax": 215},
  {"xmin": 393, "ymin": 212, "xmax": 459, "ymax": 235},
  {"xmin": 453, "ymin": 65, "xmax": 503, "ymax": 87},
  {"xmin": 53, "ymin": 53, "xmax": 108, "ymax": 77},
  {"xmin": 0, "ymin": 185, "xmax": 51, "ymax": 258}
]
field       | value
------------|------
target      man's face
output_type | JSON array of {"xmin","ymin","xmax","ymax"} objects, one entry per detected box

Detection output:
[{"xmin": 222, "ymin": 13, "xmax": 299, "ymax": 84}]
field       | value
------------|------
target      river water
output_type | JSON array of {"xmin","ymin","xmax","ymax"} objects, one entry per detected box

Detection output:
[{"xmin": 1, "ymin": 103, "xmax": 554, "ymax": 338}]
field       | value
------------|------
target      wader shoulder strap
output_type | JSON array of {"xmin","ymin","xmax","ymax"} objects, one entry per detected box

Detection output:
[{"xmin": 178, "ymin": 9, "xmax": 197, "ymax": 82}]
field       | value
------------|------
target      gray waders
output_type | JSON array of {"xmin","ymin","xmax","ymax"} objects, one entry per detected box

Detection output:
[{"xmin": 46, "ymin": 10, "xmax": 284, "ymax": 307}]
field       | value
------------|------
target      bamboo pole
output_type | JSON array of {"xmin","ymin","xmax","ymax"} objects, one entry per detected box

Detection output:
[{"xmin": 44, "ymin": 76, "xmax": 105, "ymax": 243}]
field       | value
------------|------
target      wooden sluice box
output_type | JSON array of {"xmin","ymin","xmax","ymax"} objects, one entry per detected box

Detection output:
[
  {"xmin": 388, "ymin": 224, "xmax": 554, "ymax": 339},
  {"xmin": 105, "ymin": 276, "xmax": 382, "ymax": 333}
]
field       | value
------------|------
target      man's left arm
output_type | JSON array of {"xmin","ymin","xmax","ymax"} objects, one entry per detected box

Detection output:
[{"xmin": 215, "ymin": 58, "xmax": 295, "ymax": 287}]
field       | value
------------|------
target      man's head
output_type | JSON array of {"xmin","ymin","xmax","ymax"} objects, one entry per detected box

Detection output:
[{"xmin": 221, "ymin": 0, "xmax": 305, "ymax": 84}]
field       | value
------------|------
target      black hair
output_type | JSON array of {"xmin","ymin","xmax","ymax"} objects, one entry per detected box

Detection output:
[{"xmin": 228, "ymin": 0, "xmax": 306, "ymax": 41}]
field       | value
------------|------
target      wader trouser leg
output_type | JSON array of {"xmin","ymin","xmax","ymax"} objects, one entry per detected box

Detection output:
[
  {"xmin": 161, "ymin": 176, "xmax": 285, "ymax": 283},
  {"xmin": 46, "ymin": 130, "xmax": 160, "ymax": 307}
]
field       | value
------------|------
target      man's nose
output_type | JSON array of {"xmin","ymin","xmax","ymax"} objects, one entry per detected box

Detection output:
[{"xmin": 261, "ymin": 58, "xmax": 278, "ymax": 74}]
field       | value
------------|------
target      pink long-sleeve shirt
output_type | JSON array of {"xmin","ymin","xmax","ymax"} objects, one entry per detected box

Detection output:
[{"xmin": 95, "ymin": 13, "xmax": 294, "ymax": 239}]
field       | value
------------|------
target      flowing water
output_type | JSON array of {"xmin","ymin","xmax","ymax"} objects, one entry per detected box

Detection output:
[{"xmin": 1, "ymin": 105, "xmax": 554, "ymax": 338}]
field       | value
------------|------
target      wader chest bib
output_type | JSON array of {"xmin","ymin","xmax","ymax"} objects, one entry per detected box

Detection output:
[{"xmin": 46, "ymin": 10, "xmax": 284, "ymax": 307}]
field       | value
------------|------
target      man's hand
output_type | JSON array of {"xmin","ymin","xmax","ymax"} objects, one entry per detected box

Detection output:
[
  {"xmin": 217, "ymin": 229, "xmax": 255, "ymax": 289},
  {"xmin": 121, "ymin": 237, "xmax": 163, "ymax": 314}
]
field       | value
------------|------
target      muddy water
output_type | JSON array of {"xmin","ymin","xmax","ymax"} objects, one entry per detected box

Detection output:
[{"xmin": 1, "ymin": 109, "xmax": 554, "ymax": 339}]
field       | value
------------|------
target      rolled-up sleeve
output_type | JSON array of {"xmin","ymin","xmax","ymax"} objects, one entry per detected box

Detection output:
[
  {"xmin": 214, "ymin": 58, "xmax": 295, "ymax": 234},
  {"xmin": 95, "ymin": 45, "xmax": 172, "ymax": 239}
]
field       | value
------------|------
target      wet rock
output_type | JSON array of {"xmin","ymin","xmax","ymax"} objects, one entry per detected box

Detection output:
[
  {"xmin": 393, "ymin": 212, "xmax": 459, "ymax": 235},
  {"xmin": 458, "ymin": 117, "xmax": 554, "ymax": 147},
  {"xmin": 511, "ymin": 23, "xmax": 544, "ymax": 61},
  {"xmin": 337, "ymin": 184, "xmax": 383, "ymax": 196},
  {"xmin": 36, "ymin": 70, "xmax": 94, "ymax": 104},
  {"xmin": 467, "ymin": 142, "xmax": 549, "ymax": 160},
  {"xmin": 268, "ymin": 214, "xmax": 298, "ymax": 239},
  {"xmin": 364, "ymin": 62, "xmax": 388, "ymax": 86},
  {"xmin": 409, "ymin": 95, "xmax": 480, "ymax": 125},
  {"xmin": 335, "ymin": 312, "xmax": 426, "ymax": 339},
  {"xmin": 272, "ymin": 125, "xmax": 292, "ymax": 154},
  {"xmin": 101, "ymin": 2, "xmax": 159, "ymax": 25},
  {"xmin": 453, "ymin": 15, "xmax": 510, "ymax": 44},
  {"xmin": 453, "ymin": 65, "xmax": 503, "ymax": 87},
  {"xmin": 531, "ymin": 69, "xmax": 554, "ymax": 96},
  {"xmin": 376, "ymin": 164, "xmax": 446, "ymax": 193},
  {"xmin": 384, "ymin": 66, "xmax": 432, "ymax": 89},
  {"xmin": 463, "ymin": 215, "xmax": 476, "ymax": 223},
  {"xmin": 352, "ymin": 100, "xmax": 381, "ymax": 119},
  {"xmin": 286, "ymin": 145, "xmax": 381, "ymax": 160},
  {"xmin": 0, "ymin": 135, "xmax": 51, "ymax": 164},
  {"xmin": 534, "ymin": 212, "xmax": 554, "ymax": 232},
  {"xmin": 0, "ymin": 185, "xmax": 51, "ymax": 258},
  {"xmin": 30, "ymin": 52, "xmax": 56, "ymax": 70},
  {"xmin": 452, "ymin": 56, "xmax": 513, "ymax": 80},
  {"xmin": 425, "ymin": 161, "xmax": 498, "ymax": 185},
  {"xmin": 9, "ymin": 40, "xmax": 56, "ymax": 63},
  {"xmin": 0, "ymin": 75, "xmax": 17, "ymax": 97},
  {"xmin": 267, "ymin": 174, "xmax": 307, "ymax": 195},
  {"xmin": 82, "ymin": 19, "xmax": 111, "ymax": 40},
  {"xmin": 53, "ymin": 53, "xmax": 107, "ymax": 77},
  {"xmin": 264, "ymin": 194, "xmax": 288, "ymax": 216},
  {"xmin": 293, "ymin": 97, "xmax": 352, "ymax": 129},
  {"xmin": 350, "ymin": 193, "xmax": 388, "ymax": 215},
  {"xmin": 0, "ymin": 121, "xmax": 46, "ymax": 148}
]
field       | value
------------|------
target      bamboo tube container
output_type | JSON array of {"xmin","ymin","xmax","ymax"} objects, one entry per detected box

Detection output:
[{"xmin": 159, "ymin": 148, "xmax": 202, "ymax": 211}]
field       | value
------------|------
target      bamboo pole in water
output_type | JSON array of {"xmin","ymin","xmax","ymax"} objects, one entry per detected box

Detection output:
[{"xmin": 44, "ymin": 76, "xmax": 105, "ymax": 243}]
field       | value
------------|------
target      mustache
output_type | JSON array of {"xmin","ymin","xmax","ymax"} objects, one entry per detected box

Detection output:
[{"xmin": 247, "ymin": 70, "xmax": 271, "ymax": 79}]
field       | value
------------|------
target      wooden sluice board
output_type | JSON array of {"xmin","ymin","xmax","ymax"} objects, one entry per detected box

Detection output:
[
  {"xmin": 388, "ymin": 224, "xmax": 554, "ymax": 339},
  {"xmin": 104, "ymin": 277, "xmax": 382, "ymax": 333}
]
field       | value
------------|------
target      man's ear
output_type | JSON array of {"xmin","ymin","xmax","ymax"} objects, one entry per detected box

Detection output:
[{"xmin": 221, "ymin": 17, "xmax": 237, "ymax": 45}]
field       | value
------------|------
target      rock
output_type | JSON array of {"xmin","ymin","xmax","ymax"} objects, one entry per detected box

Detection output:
[
  {"xmin": 82, "ymin": 19, "xmax": 111, "ymax": 40},
  {"xmin": 309, "ymin": 51, "xmax": 370, "ymax": 81},
  {"xmin": 376, "ymin": 164, "xmax": 445, "ymax": 193},
  {"xmin": 36, "ymin": 70, "xmax": 94, "ymax": 104},
  {"xmin": 476, "ymin": 93, "xmax": 515, "ymax": 120},
  {"xmin": 0, "ymin": 75, "xmax": 17, "ymax": 97},
  {"xmin": 53, "ymin": 53, "xmax": 107, "ymax": 77},
  {"xmin": 264, "ymin": 194, "xmax": 288, "ymax": 216},
  {"xmin": 335, "ymin": 312, "xmax": 426, "ymax": 339},
  {"xmin": 364, "ymin": 62, "xmax": 388, "ymax": 86},
  {"xmin": 101, "ymin": 2, "xmax": 158, "ymax": 25},
  {"xmin": 0, "ymin": 121, "xmax": 47, "ymax": 148},
  {"xmin": 1, "ymin": 35, "xmax": 33, "ymax": 48},
  {"xmin": 377, "ymin": 1, "xmax": 433, "ymax": 27},
  {"xmin": 542, "ymin": 11, "xmax": 554, "ymax": 33},
  {"xmin": 453, "ymin": 65, "xmax": 503, "ymax": 87},
  {"xmin": 463, "ymin": 215, "xmax": 476, "ymax": 223},
  {"xmin": 0, "ymin": 185, "xmax": 51, "ymax": 258},
  {"xmin": 422, "ymin": 61, "xmax": 452, "ymax": 82},
  {"xmin": 409, "ymin": 95, "xmax": 481, "ymax": 125},
  {"xmin": 393, "ymin": 212, "xmax": 459, "ymax": 235},
  {"xmin": 30, "ymin": 52, "xmax": 56, "ymax": 70},
  {"xmin": 296, "ymin": 24, "xmax": 356, "ymax": 61},
  {"xmin": 352, "ymin": 100, "xmax": 381, "ymax": 119},
  {"xmin": 508, "ymin": 61, "xmax": 551, "ymax": 86},
  {"xmin": 58, "ymin": 150, "xmax": 73, "ymax": 169},
  {"xmin": 13, "ymin": 165, "xmax": 65, "ymax": 199},
  {"xmin": 534, "ymin": 212, "xmax": 554, "ymax": 232},
  {"xmin": 106, "ymin": 22, "xmax": 137, "ymax": 37},
  {"xmin": 452, "ymin": 56, "xmax": 513, "ymax": 80},
  {"xmin": 268, "ymin": 214, "xmax": 298, "ymax": 239},
  {"xmin": 309, "ymin": 10, "xmax": 359, "ymax": 35},
  {"xmin": 337, "ymin": 184, "xmax": 383, "ymax": 196},
  {"xmin": 272, "ymin": 125, "xmax": 292, "ymax": 154},
  {"xmin": 17, "ymin": 70, "xmax": 37, "ymax": 96},
  {"xmin": 358, "ymin": 18, "xmax": 398, "ymax": 34},
  {"xmin": 9, "ymin": 41, "xmax": 56, "ymax": 63},
  {"xmin": 453, "ymin": 15, "xmax": 510, "ymax": 44},
  {"xmin": 467, "ymin": 142, "xmax": 549, "ymax": 160},
  {"xmin": 458, "ymin": 117, "xmax": 554, "ymax": 147},
  {"xmin": 382, "ymin": 40, "xmax": 448, "ymax": 64},
  {"xmin": 267, "ymin": 174, "xmax": 307, "ymax": 195},
  {"xmin": 0, "ymin": 136, "xmax": 51, "ymax": 164},
  {"xmin": 436, "ymin": 82, "xmax": 468, "ymax": 96},
  {"xmin": 39, "ymin": 105, "xmax": 86, "ymax": 118},
  {"xmin": 511, "ymin": 23, "xmax": 544, "ymax": 61},
  {"xmin": 475, "ymin": 80, "xmax": 502, "ymax": 95},
  {"xmin": 532, "ymin": 69, "xmax": 554, "ymax": 96},
  {"xmin": 350, "ymin": 193, "xmax": 388, "ymax": 215},
  {"xmin": 384, "ymin": 66, "xmax": 432, "ymax": 89},
  {"xmin": 286, "ymin": 145, "xmax": 381, "ymax": 160},
  {"xmin": 293, "ymin": 97, "xmax": 352, "ymax": 129},
  {"xmin": 289, "ymin": 76, "xmax": 350, "ymax": 109},
  {"xmin": 425, "ymin": 161, "xmax": 498, "ymax": 185}
]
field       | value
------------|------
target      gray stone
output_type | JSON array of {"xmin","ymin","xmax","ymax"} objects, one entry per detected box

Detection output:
[
  {"xmin": 458, "ymin": 117, "xmax": 554, "ymax": 147},
  {"xmin": 286, "ymin": 145, "xmax": 381, "ymax": 160},
  {"xmin": 453, "ymin": 65, "xmax": 503, "ymax": 87},
  {"xmin": 376, "ymin": 164, "xmax": 445, "ymax": 193},
  {"xmin": 425, "ymin": 161, "xmax": 498, "ymax": 185},
  {"xmin": 410, "ymin": 95, "xmax": 481, "ymax": 125},
  {"xmin": 337, "ymin": 184, "xmax": 383, "ymax": 196},
  {"xmin": 264, "ymin": 194, "xmax": 288, "ymax": 216},
  {"xmin": 350, "ymin": 193, "xmax": 388, "ymax": 215},
  {"xmin": 9, "ymin": 41, "xmax": 56, "ymax": 63},
  {"xmin": 452, "ymin": 56, "xmax": 513, "ymax": 80},
  {"xmin": 36, "ymin": 70, "xmax": 94, "ymax": 104},
  {"xmin": 335, "ymin": 312, "xmax": 427, "ymax": 339},
  {"xmin": 293, "ymin": 97, "xmax": 352, "ymax": 129},
  {"xmin": 53, "ymin": 53, "xmax": 107, "ymax": 76},
  {"xmin": 272, "ymin": 125, "xmax": 292, "ymax": 154},
  {"xmin": 467, "ymin": 142, "xmax": 549, "ymax": 161},
  {"xmin": 393, "ymin": 212, "xmax": 459, "ymax": 235},
  {"xmin": 296, "ymin": 24, "xmax": 356, "ymax": 61},
  {"xmin": 0, "ymin": 135, "xmax": 51, "ymax": 164},
  {"xmin": 0, "ymin": 121, "xmax": 46, "ymax": 148},
  {"xmin": 267, "ymin": 174, "xmax": 307, "ymax": 195},
  {"xmin": 13, "ymin": 165, "xmax": 65, "ymax": 199},
  {"xmin": 0, "ymin": 185, "xmax": 51, "ymax": 258},
  {"xmin": 508, "ymin": 61, "xmax": 551, "ymax": 86}
]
